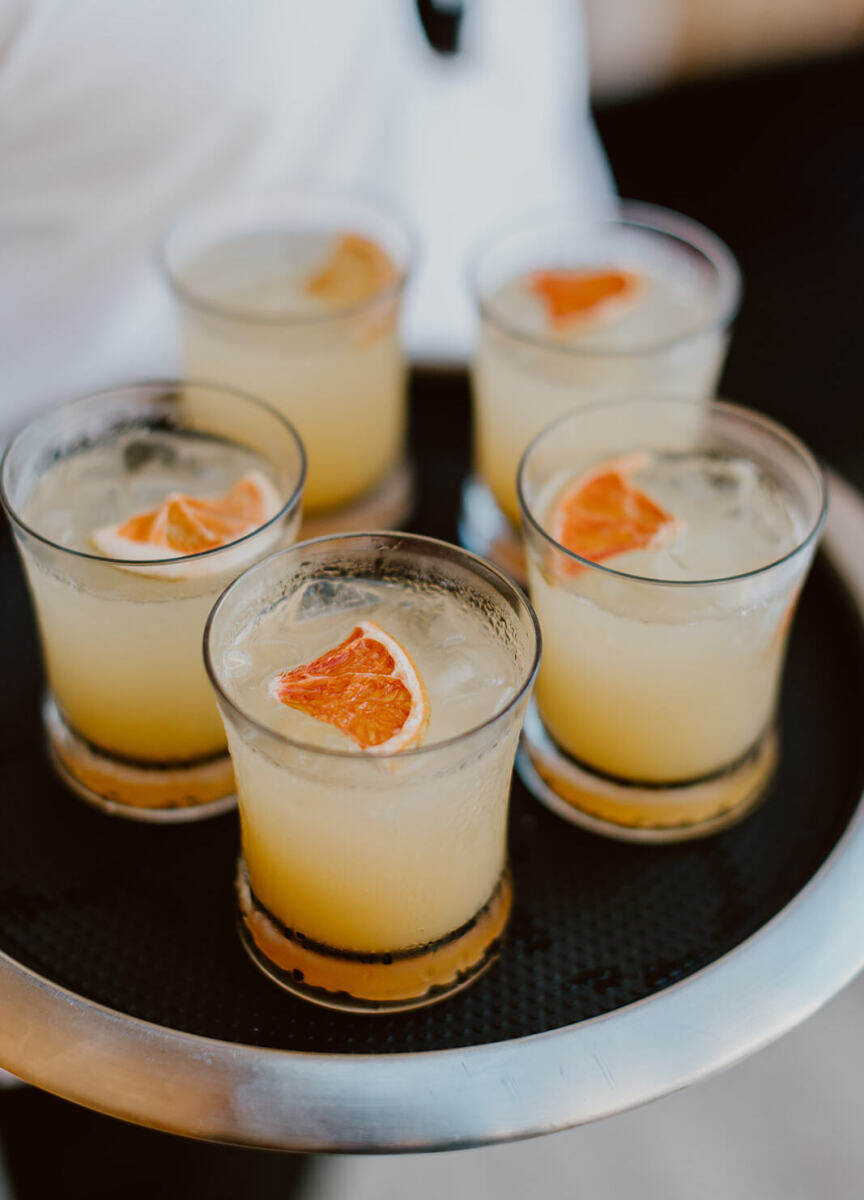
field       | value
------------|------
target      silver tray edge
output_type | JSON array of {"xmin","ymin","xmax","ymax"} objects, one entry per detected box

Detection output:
[{"xmin": 0, "ymin": 471, "xmax": 862, "ymax": 1153}]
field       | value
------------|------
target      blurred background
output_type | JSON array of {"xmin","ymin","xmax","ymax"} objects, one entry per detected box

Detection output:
[
  {"xmin": 586, "ymin": 0, "xmax": 864, "ymax": 98},
  {"xmin": 1, "ymin": 1, "xmax": 863, "ymax": 1196}
]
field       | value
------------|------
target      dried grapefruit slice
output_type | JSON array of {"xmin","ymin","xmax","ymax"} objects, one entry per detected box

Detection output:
[
  {"xmin": 90, "ymin": 471, "xmax": 281, "ymax": 561},
  {"xmin": 270, "ymin": 620, "xmax": 429, "ymax": 755},
  {"xmin": 304, "ymin": 233, "xmax": 399, "ymax": 308},
  {"xmin": 551, "ymin": 453, "xmax": 679, "ymax": 573},
  {"xmin": 529, "ymin": 268, "xmax": 641, "ymax": 332}
]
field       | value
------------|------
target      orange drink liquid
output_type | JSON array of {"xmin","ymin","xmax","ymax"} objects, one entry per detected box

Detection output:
[
  {"xmin": 463, "ymin": 204, "xmax": 740, "ymax": 577},
  {"xmin": 164, "ymin": 195, "xmax": 412, "ymax": 529},
  {"xmin": 206, "ymin": 534, "xmax": 540, "ymax": 1011},
  {"xmin": 517, "ymin": 397, "xmax": 826, "ymax": 842},
  {"xmin": 1, "ymin": 383, "xmax": 305, "ymax": 820}
]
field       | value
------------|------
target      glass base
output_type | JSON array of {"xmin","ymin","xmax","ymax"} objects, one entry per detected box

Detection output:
[
  {"xmin": 458, "ymin": 475, "xmax": 527, "ymax": 584},
  {"xmin": 301, "ymin": 459, "xmax": 415, "ymax": 539},
  {"xmin": 518, "ymin": 700, "xmax": 778, "ymax": 844},
  {"xmin": 236, "ymin": 861, "xmax": 513, "ymax": 1013},
  {"xmin": 43, "ymin": 696, "xmax": 236, "ymax": 823}
]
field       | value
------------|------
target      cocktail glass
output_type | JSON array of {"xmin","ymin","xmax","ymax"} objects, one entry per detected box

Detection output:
[
  {"xmin": 205, "ymin": 533, "xmax": 540, "ymax": 1011},
  {"xmin": 162, "ymin": 192, "xmax": 413, "ymax": 534},
  {"xmin": 1, "ymin": 382, "xmax": 305, "ymax": 821},
  {"xmin": 462, "ymin": 202, "xmax": 741, "ymax": 579},
  {"xmin": 517, "ymin": 396, "xmax": 826, "ymax": 842}
]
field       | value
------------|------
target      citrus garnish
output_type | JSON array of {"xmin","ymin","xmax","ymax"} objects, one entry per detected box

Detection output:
[
  {"xmin": 551, "ymin": 453, "xmax": 680, "ymax": 573},
  {"xmin": 304, "ymin": 233, "xmax": 399, "ymax": 308},
  {"xmin": 270, "ymin": 619, "xmax": 429, "ymax": 755},
  {"xmin": 529, "ymin": 268, "xmax": 641, "ymax": 332},
  {"xmin": 90, "ymin": 471, "xmax": 281, "ymax": 561}
]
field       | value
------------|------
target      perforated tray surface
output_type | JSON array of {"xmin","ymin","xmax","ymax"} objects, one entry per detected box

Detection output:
[{"xmin": 1, "ymin": 381, "xmax": 863, "ymax": 1063}]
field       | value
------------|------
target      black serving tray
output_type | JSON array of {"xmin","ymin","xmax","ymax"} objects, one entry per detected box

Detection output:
[{"xmin": 1, "ymin": 375, "xmax": 863, "ymax": 1151}]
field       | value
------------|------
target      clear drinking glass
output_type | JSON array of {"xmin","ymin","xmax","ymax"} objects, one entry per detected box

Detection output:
[
  {"xmin": 1, "ymin": 382, "xmax": 305, "ymax": 821},
  {"xmin": 462, "ymin": 202, "xmax": 741, "ymax": 579},
  {"xmin": 205, "ymin": 533, "xmax": 541, "ymax": 1012},
  {"xmin": 517, "ymin": 396, "xmax": 826, "ymax": 843},
  {"xmin": 162, "ymin": 192, "xmax": 413, "ymax": 534}
]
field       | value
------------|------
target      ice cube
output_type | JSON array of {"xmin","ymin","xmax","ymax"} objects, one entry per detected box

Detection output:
[
  {"xmin": 294, "ymin": 579, "xmax": 378, "ymax": 622},
  {"xmin": 223, "ymin": 648, "xmax": 252, "ymax": 676},
  {"xmin": 122, "ymin": 439, "xmax": 177, "ymax": 472},
  {"xmin": 434, "ymin": 656, "xmax": 477, "ymax": 697}
]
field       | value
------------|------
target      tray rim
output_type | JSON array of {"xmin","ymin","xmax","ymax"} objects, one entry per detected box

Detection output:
[{"xmin": 0, "ymin": 470, "xmax": 862, "ymax": 1153}]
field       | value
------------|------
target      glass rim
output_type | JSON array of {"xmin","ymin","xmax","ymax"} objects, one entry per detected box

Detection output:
[
  {"xmin": 159, "ymin": 188, "xmax": 417, "ymax": 328},
  {"xmin": 0, "ymin": 379, "xmax": 307, "ymax": 568},
  {"xmin": 204, "ymin": 530, "xmax": 543, "ymax": 762},
  {"xmin": 470, "ymin": 199, "xmax": 742, "ymax": 358},
  {"xmin": 516, "ymin": 395, "xmax": 828, "ymax": 589}
]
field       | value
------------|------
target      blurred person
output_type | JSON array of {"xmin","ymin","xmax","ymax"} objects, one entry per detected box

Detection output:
[{"xmin": 0, "ymin": 0, "xmax": 612, "ymax": 435}]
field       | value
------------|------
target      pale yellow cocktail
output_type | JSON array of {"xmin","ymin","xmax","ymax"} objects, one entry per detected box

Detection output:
[
  {"xmin": 517, "ymin": 397, "xmax": 826, "ymax": 841},
  {"xmin": 164, "ymin": 195, "xmax": 411, "ymax": 523},
  {"xmin": 1, "ymin": 383, "xmax": 305, "ymax": 819},
  {"xmin": 463, "ymin": 204, "xmax": 741, "ymax": 573},
  {"xmin": 206, "ymin": 534, "xmax": 540, "ymax": 1011}
]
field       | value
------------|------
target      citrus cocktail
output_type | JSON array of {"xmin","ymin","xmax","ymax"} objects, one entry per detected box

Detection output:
[
  {"xmin": 463, "ymin": 203, "xmax": 741, "ymax": 575},
  {"xmin": 517, "ymin": 397, "xmax": 826, "ymax": 841},
  {"xmin": 1, "ymin": 383, "xmax": 305, "ymax": 820},
  {"xmin": 164, "ymin": 194, "xmax": 411, "ymax": 528},
  {"xmin": 205, "ymin": 533, "xmax": 540, "ymax": 1011}
]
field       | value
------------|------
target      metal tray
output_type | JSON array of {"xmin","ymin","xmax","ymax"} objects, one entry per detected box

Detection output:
[{"xmin": 0, "ymin": 409, "xmax": 862, "ymax": 1152}]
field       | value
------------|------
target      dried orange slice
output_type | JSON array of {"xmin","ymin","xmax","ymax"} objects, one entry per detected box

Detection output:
[
  {"xmin": 91, "ymin": 471, "xmax": 281, "ymax": 561},
  {"xmin": 270, "ymin": 620, "xmax": 429, "ymax": 755},
  {"xmin": 304, "ymin": 233, "xmax": 399, "ymax": 308},
  {"xmin": 529, "ymin": 268, "xmax": 641, "ymax": 331},
  {"xmin": 551, "ymin": 453, "xmax": 679, "ymax": 573}
]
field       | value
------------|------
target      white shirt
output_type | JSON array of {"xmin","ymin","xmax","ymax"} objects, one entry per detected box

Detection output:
[{"xmin": 0, "ymin": 0, "xmax": 612, "ymax": 430}]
